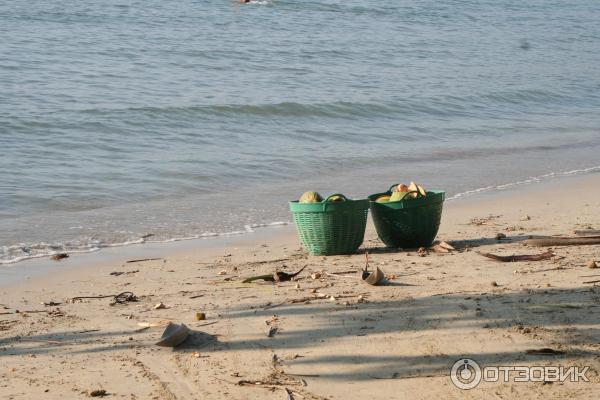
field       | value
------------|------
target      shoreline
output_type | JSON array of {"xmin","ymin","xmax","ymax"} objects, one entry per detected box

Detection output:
[
  {"xmin": 2, "ymin": 170, "xmax": 599, "ymax": 287},
  {"xmin": 2, "ymin": 163, "xmax": 600, "ymax": 269},
  {"xmin": 1, "ymin": 171, "xmax": 599, "ymax": 398}
]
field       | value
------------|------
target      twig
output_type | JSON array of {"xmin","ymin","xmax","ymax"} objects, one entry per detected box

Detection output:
[
  {"xmin": 324, "ymin": 272, "xmax": 355, "ymax": 280},
  {"xmin": 243, "ymin": 274, "xmax": 275, "ymax": 283},
  {"xmin": 243, "ymin": 265, "xmax": 307, "ymax": 283},
  {"xmin": 574, "ymin": 230, "xmax": 600, "ymax": 236},
  {"xmin": 328, "ymin": 270, "xmax": 358, "ymax": 275},
  {"xmin": 524, "ymin": 237, "xmax": 600, "ymax": 247},
  {"xmin": 432, "ymin": 290, "xmax": 482, "ymax": 297},
  {"xmin": 527, "ymin": 266, "xmax": 572, "ymax": 274},
  {"xmin": 371, "ymin": 373, "xmax": 445, "ymax": 380},
  {"xmin": 525, "ymin": 348, "xmax": 564, "ymax": 355},
  {"xmin": 284, "ymin": 387, "xmax": 294, "ymax": 400},
  {"xmin": 125, "ymin": 258, "xmax": 163, "ymax": 263},
  {"xmin": 583, "ymin": 279, "xmax": 600, "ymax": 284},
  {"xmin": 196, "ymin": 321, "xmax": 218, "ymax": 327},
  {"xmin": 189, "ymin": 294, "xmax": 205, "ymax": 299},
  {"xmin": 478, "ymin": 250, "xmax": 554, "ymax": 262},
  {"xmin": 263, "ymin": 301, "xmax": 287, "ymax": 310},
  {"xmin": 15, "ymin": 310, "xmax": 49, "ymax": 314},
  {"xmin": 71, "ymin": 292, "xmax": 137, "ymax": 303},
  {"xmin": 16, "ymin": 338, "xmax": 63, "ymax": 345},
  {"xmin": 264, "ymin": 293, "xmax": 365, "ymax": 310}
]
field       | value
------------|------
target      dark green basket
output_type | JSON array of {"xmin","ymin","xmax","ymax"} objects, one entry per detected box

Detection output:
[
  {"xmin": 368, "ymin": 185, "xmax": 445, "ymax": 249},
  {"xmin": 289, "ymin": 194, "xmax": 369, "ymax": 255}
]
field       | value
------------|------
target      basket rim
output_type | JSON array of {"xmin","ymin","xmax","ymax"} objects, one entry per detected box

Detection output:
[
  {"xmin": 368, "ymin": 190, "xmax": 445, "ymax": 209},
  {"xmin": 289, "ymin": 198, "xmax": 370, "ymax": 213}
]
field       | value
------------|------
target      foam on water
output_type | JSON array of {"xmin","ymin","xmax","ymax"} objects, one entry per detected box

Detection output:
[
  {"xmin": 2, "ymin": 166, "xmax": 600, "ymax": 265},
  {"xmin": 446, "ymin": 165, "xmax": 600, "ymax": 201},
  {"xmin": 0, "ymin": 221, "xmax": 291, "ymax": 265}
]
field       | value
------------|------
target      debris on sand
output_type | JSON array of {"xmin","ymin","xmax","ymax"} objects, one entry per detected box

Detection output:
[
  {"xmin": 138, "ymin": 321, "xmax": 171, "ymax": 328},
  {"xmin": 70, "ymin": 292, "xmax": 138, "ymax": 304},
  {"xmin": 155, "ymin": 323, "xmax": 189, "ymax": 347},
  {"xmin": 469, "ymin": 215, "xmax": 501, "ymax": 226},
  {"xmin": 430, "ymin": 241, "xmax": 455, "ymax": 253},
  {"xmin": 478, "ymin": 250, "xmax": 554, "ymax": 262},
  {"xmin": 41, "ymin": 301, "xmax": 61, "ymax": 307},
  {"xmin": 524, "ymin": 237, "xmax": 600, "ymax": 247},
  {"xmin": 51, "ymin": 253, "xmax": 69, "ymax": 261},
  {"xmin": 574, "ymin": 229, "xmax": 600, "ymax": 237},
  {"xmin": 243, "ymin": 265, "xmax": 307, "ymax": 283},
  {"xmin": 195, "ymin": 312, "xmax": 206, "ymax": 321},
  {"xmin": 525, "ymin": 348, "xmax": 564, "ymax": 356},
  {"xmin": 361, "ymin": 253, "xmax": 385, "ymax": 286},
  {"xmin": 267, "ymin": 326, "xmax": 278, "ymax": 338},
  {"xmin": 125, "ymin": 257, "xmax": 164, "ymax": 263}
]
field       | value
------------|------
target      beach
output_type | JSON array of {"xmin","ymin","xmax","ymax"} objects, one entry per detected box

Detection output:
[
  {"xmin": 2, "ymin": 1, "xmax": 600, "ymax": 398},
  {"xmin": 3, "ymin": 0, "xmax": 600, "ymax": 265},
  {"xmin": 2, "ymin": 173, "xmax": 600, "ymax": 399}
]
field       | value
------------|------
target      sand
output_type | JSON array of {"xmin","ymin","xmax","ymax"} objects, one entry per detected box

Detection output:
[{"xmin": 2, "ymin": 174, "xmax": 600, "ymax": 399}]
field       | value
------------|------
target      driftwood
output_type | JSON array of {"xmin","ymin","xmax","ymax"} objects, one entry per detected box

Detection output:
[
  {"xmin": 524, "ymin": 237, "xmax": 600, "ymax": 247},
  {"xmin": 574, "ymin": 230, "xmax": 600, "ymax": 236},
  {"xmin": 478, "ymin": 250, "xmax": 554, "ymax": 262}
]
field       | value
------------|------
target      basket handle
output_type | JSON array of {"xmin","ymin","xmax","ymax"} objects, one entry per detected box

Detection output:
[
  {"xmin": 406, "ymin": 190, "xmax": 423, "ymax": 199},
  {"xmin": 388, "ymin": 184, "xmax": 402, "ymax": 193},
  {"xmin": 323, "ymin": 193, "xmax": 348, "ymax": 212},
  {"xmin": 325, "ymin": 193, "xmax": 348, "ymax": 202},
  {"xmin": 388, "ymin": 185, "xmax": 425, "ymax": 199}
]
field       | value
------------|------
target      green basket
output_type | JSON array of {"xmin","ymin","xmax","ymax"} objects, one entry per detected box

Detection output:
[
  {"xmin": 368, "ymin": 185, "xmax": 445, "ymax": 249},
  {"xmin": 289, "ymin": 194, "xmax": 369, "ymax": 256}
]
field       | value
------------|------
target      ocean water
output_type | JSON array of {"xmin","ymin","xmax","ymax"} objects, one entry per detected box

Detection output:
[{"xmin": 1, "ymin": 0, "xmax": 600, "ymax": 264}]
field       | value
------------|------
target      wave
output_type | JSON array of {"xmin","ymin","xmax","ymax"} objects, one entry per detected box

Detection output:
[
  {"xmin": 68, "ymin": 88, "xmax": 580, "ymax": 120},
  {"xmin": 0, "ymin": 222, "xmax": 291, "ymax": 265},
  {"xmin": 447, "ymin": 165, "xmax": 600, "ymax": 201},
  {"xmin": 2, "ymin": 164, "xmax": 600, "ymax": 266}
]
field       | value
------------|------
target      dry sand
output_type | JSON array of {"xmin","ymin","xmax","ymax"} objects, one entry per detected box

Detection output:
[{"xmin": 2, "ymin": 174, "xmax": 600, "ymax": 399}]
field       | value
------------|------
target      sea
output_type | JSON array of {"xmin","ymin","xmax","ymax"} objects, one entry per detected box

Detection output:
[{"xmin": 1, "ymin": 0, "xmax": 600, "ymax": 264}]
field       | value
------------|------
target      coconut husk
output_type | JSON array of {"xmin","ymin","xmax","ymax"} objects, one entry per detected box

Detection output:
[
  {"xmin": 155, "ymin": 323, "xmax": 189, "ymax": 347},
  {"xmin": 362, "ymin": 267, "xmax": 384, "ymax": 285}
]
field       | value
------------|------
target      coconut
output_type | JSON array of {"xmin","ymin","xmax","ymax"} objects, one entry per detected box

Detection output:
[
  {"xmin": 326, "ymin": 194, "xmax": 346, "ymax": 202},
  {"xmin": 389, "ymin": 191, "xmax": 409, "ymax": 202},
  {"xmin": 299, "ymin": 191, "xmax": 323, "ymax": 203},
  {"xmin": 396, "ymin": 184, "xmax": 409, "ymax": 193},
  {"xmin": 408, "ymin": 182, "xmax": 419, "ymax": 198}
]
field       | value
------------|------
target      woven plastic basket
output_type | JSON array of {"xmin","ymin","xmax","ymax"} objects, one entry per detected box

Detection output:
[
  {"xmin": 368, "ymin": 185, "xmax": 445, "ymax": 248},
  {"xmin": 289, "ymin": 194, "xmax": 369, "ymax": 255}
]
